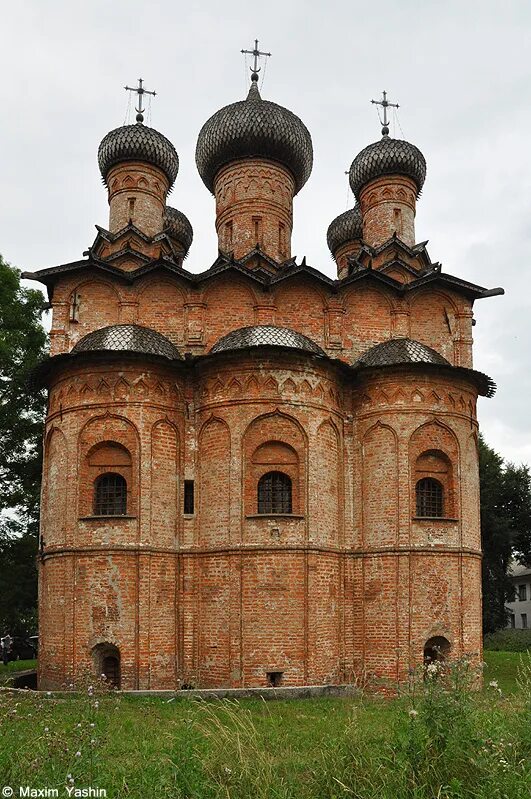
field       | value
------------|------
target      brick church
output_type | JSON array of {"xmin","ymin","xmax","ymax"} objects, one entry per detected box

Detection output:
[{"xmin": 27, "ymin": 58, "xmax": 501, "ymax": 690}]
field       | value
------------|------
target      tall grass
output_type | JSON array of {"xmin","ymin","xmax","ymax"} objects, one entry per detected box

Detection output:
[{"xmin": 0, "ymin": 653, "xmax": 529, "ymax": 798}]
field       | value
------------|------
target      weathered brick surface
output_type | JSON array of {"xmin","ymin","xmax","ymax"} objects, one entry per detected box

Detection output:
[
  {"xmin": 48, "ymin": 271, "xmax": 475, "ymax": 368},
  {"xmin": 38, "ymin": 134, "xmax": 483, "ymax": 691},
  {"xmin": 106, "ymin": 161, "xmax": 169, "ymax": 236},
  {"xmin": 359, "ymin": 174, "xmax": 417, "ymax": 247},
  {"xmin": 214, "ymin": 159, "xmax": 294, "ymax": 261},
  {"xmin": 38, "ymin": 346, "xmax": 482, "ymax": 690}
]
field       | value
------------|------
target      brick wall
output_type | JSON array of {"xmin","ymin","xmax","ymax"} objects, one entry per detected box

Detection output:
[
  {"xmin": 38, "ymin": 348, "xmax": 482, "ymax": 690},
  {"xmin": 48, "ymin": 271, "xmax": 474, "ymax": 368}
]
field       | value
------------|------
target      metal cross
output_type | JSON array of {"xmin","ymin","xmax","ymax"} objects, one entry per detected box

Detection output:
[
  {"xmin": 124, "ymin": 78, "xmax": 157, "ymax": 123},
  {"xmin": 371, "ymin": 90, "xmax": 399, "ymax": 135},
  {"xmin": 241, "ymin": 39, "xmax": 271, "ymax": 78}
]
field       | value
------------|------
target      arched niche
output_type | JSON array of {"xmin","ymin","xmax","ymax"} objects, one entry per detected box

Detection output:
[
  {"xmin": 273, "ymin": 282, "xmax": 326, "ymax": 348},
  {"xmin": 423, "ymin": 635, "xmax": 451, "ymax": 665},
  {"xmin": 68, "ymin": 281, "xmax": 121, "ymax": 341},
  {"xmin": 92, "ymin": 642, "xmax": 121, "ymax": 688},
  {"xmin": 343, "ymin": 288, "xmax": 393, "ymax": 354},
  {"xmin": 409, "ymin": 291, "xmax": 459, "ymax": 364},
  {"xmin": 198, "ymin": 417, "xmax": 231, "ymax": 545},
  {"xmin": 409, "ymin": 421, "xmax": 459, "ymax": 520},
  {"xmin": 78, "ymin": 415, "xmax": 139, "ymax": 518},
  {"xmin": 203, "ymin": 279, "xmax": 257, "ymax": 349},
  {"xmin": 137, "ymin": 279, "xmax": 186, "ymax": 346},
  {"xmin": 243, "ymin": 412, "xmax": 307, "ymax": 517}
]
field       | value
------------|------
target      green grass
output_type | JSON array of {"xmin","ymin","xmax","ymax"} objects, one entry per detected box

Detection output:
[
  {"xmin": 484, "ymin": 628, "xmax": 531, "ymax": 652},
  {"xmin": 482, "ymin": 650, "xmax": 525, "ymax": 693},
  {"xmin": 0, "ymin": 652, "xmax": 529, "ymax": 799},
  {"xmin": 0, "ymin": 659, "xmax": 37, "ymax": 685}
]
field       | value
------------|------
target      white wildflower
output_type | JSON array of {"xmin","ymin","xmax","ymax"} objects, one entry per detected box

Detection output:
[
  {"xmin": 489, "ymin": 680, "xmax": 498, "ymax": 688},
  {"xmin": 408, "ymin": 709, "xmax": 418, "ymax": 718}
]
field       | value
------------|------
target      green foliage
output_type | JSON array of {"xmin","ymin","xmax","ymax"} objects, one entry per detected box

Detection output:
[
  {"xmin": 484, "ymin": 628, "xmax": 531, "ymax": 652},
  {"xmin": 0, "ymin": 652, "xmax": 529, "ymax": 799},
  {"xmin": 0, "ymin": 254, "xmax": 47, "ymax": 635},
  {"xmin": 0, "ymin": 254, "xmax": 47, "ymax": 519},
  {"xmin": 479, "ymin": 435, "xmax": 531, "ymax": 633}
]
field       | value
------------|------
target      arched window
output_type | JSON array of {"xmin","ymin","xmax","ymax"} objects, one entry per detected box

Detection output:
[
  {"xmin": 424, "ymin": 636, "xmax": 451, "ymax": 665},
  {"xmin": 94, "ymin": 473, "xmax": 127, "ymax": 516},
  {"xmin": 92, "ymin": 643, "xmax": 121, "ymax": 688},
  {"xmin": 416, "ymin": 477, "xmax": 444, "ymax": 518},
  {"xmin": 258, "ymin": 471, "xmax": 292, "ymax": 514}
]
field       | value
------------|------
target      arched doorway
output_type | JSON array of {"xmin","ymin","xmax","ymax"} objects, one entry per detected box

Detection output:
[
  {"xmin": 423, "ymin": 636, "xmax": 451, "ymax": 666},
  {"xmin": 92, "ymin": 643, "xmax": 121, "ymax": 689}
]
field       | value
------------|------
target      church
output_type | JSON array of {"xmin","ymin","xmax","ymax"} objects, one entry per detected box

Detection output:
[{"xmin": 27, "ymin": 49, "xmax": 501, "ymax": 691}]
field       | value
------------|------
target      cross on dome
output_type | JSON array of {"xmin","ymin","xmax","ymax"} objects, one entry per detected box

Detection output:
[
  {"xmin": 371, "ymin": 90, "xmax": 399, "ymax": 137},
  {"xmin": 124, "ymin": 78, "xmax": 157, "ymax": 124},
  {"xmin": 241, "ymin": 38, "xmax": 271, "ymax": 82}
]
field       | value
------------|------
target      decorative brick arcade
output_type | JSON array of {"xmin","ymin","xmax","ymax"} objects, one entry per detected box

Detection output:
[{"xmin": 27, "ymin": 75, "xmax": 501, "ymax": 691}]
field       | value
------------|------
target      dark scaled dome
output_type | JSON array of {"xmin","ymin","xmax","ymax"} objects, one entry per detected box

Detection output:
[
  {"xmin": 356, "ymin": 338, "xmax": 449, "ymax": 368},
  {"xmin": 163, "ymin": 206, "xmax": 193, "ymax": 255},
  {"xmin": 72, "ymin": 324, "xmax": 182, "ymax": 360},
  {"xmin": 98, "ymin": 123, "xmax": 179, "ymax": 189},
  {"xmin": 195, "ymin": 79, "xmax": 313, "ymax": 195},
  {"xmin": 349, "ymin": 135, "xmax": 426, "ymax": 199},
  {"xmin": 211, "ymin": 325, "xmax": 324, "ymax": 355},
  {"xmin": 327, "ymin": 204, "xmax": 363, "ymax": 256}
]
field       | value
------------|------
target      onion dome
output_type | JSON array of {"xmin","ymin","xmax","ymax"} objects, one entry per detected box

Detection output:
[
  {"xmin": 195, "ymin": 76, "xmax": 313, "ymax": 195},
  {"xmin": 211, "ymin": 325, "xmax": 324, "ymax": 355},
  {"xmin": 163, "ymin": 207, "xmax": 193, "ymax": 255},
  {"xmin": 356, "ymin": 338, "xmax": 449, "ymax": 368},
  {"xmin": 327, "ymin": 204, "xmax": 363, "ymax": 256},
  {"xmin": 72, "ymin": 325, "xmax": 181, "ymax": 360},
  {"xmin": 349, "ymin": 135, "xmax": 426, "ymax": 200},
  {"xmin": 98, "ymin": 123, "xmax": 179, "ymax": 189}
]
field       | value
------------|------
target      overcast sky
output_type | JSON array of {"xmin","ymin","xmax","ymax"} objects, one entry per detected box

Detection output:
[{"xmin": 1, "ymin": 0, "xmax": 530, "ymax": 466}]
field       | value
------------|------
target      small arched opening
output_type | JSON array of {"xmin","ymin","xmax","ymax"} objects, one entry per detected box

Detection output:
[
  {"xmin": 92, "ymin": 643, "xmax": 121, "ymax": 688},
  {"xmin": 258, "ymin": 471, "xmax": 292, "ymax": 514},
  {"xmin": 423, "ymin": 636, "xmax": 451, "ymax": 666},
  {"xmin": 94, "ymin": 472, "xmax": 127, "ymax": 516},
  {"xmin": 414, "ymin": 449, "xmax": 455, "ymax": 518}
]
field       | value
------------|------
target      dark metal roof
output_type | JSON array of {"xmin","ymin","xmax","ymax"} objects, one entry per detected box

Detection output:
[
  {"xmin": 357, "ymin": 338, "xmax": 450, "ymax": 367},
  {"xmin": 98, "ymin": 123, "xmax": 179, "ymax": 189},
  {"xmin": 349, "ymin": 136, "xmax": 426, "ymax": 199},
  {"xmin": 195, "ymin": 80, "xmax": 313, "ymax": 195},
  {"xmin": 163, "ymin": 207, "xmax": 193, "ymax": 254},
  {"xmin": 327, "ymin": 205, "xmax": 363, "ymax": 256},
  {"xmin": 71, "ymin": 324, "xmax": 181, "ymax": 360},
  {"xmin": 210, "ymin": 325, "xmax": 324, "ymax": 355},
  {"xmin": 354, "ymin": 337, "xmax": 496, "ymax": 398}
]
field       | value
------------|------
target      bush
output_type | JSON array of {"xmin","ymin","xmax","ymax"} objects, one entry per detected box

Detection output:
[{"xmin": 483, "ymin": 629, "xmax": 531, "ymax": 651}]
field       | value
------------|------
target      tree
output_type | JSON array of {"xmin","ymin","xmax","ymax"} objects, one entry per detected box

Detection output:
[
  {"xmin": 479, "ymin": 435, "xmax": 531, "ymax": 633},
  {"xmin": 0, "ymin": 254, "xmax": 47, "ymax": 634}
]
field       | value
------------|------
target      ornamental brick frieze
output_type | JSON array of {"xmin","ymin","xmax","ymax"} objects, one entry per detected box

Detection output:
[
  {"xmin": 354, "ymin": 383, "xmax": 476, "ymax": 419},
  {"xmin": 196, "ymin": 369, "xmax": 343, "ymax": 411},
  {"xmin": 48, "ymin": 371, "xmax": 184, "ymax": 414}
]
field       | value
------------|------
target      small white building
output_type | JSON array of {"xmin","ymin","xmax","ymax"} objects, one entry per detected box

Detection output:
[{"xmin": 506, "ymin": 563, "xmax": 531, "ymax": 629}]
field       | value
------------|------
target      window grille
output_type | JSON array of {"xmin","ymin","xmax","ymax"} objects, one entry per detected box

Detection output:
[
  {"xmin": 258, "ymin": 471, "xmax": 292, "ymax": 514},
  {"xmin": 94, "ymin": 473, "xmax": 127, "ymax": 516},
  {"xmin": 416, "ymin": 477, "xmax": 444, "ymax": 518}
]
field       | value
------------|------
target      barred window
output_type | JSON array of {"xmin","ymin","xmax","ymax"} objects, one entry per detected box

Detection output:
[
  {"xmin": 94, "ymin": 473, "xmax": 127, "ymax": 516},
  {"xmin": 258, "ymin": 471, "xmax": 292, "ymax": 514},
  {"xmin": 416, "ymin": 477, "xmax": 444, "ymax": 518}
]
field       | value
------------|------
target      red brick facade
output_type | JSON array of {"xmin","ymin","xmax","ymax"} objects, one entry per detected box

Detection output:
[{"xmin": 33, "ymin": 95, "xmax": 491, "ymax": 692}]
